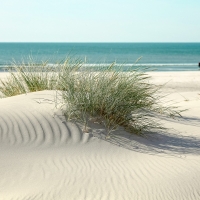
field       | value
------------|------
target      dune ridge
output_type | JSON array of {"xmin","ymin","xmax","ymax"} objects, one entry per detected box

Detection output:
[{"xmin": 0, "ymin": 72, "xmax": 200, "ymax": 200}]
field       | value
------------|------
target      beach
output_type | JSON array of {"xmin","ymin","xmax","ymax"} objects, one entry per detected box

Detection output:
[{"xmin": 0, "ymin": 71, "xmax": 200, "ymax": 200}]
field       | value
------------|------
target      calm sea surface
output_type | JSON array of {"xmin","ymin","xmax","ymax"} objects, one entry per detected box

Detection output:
[{"xmin": 0, "ymin": 43, "xmax": 200, "ymax": 71}]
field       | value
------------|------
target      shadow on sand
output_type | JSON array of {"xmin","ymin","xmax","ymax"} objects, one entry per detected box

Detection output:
[{"xmin": 94, "ymin": 115, "xmax": 200, "ymax": 156}]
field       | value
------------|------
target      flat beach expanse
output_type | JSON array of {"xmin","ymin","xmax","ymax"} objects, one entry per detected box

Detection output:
[{"xmin": 0, "ymin": 71, "xmax": 200, "ymax": 200}]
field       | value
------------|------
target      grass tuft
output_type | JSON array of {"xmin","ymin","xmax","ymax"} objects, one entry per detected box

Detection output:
[{"xmin": 58, "ymin": 62, "xmax": 181, "ymax": 135}]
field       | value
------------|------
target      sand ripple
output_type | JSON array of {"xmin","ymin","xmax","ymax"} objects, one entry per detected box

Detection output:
[
  {"xmin": 0, "ymin": 90, "xmax": 200, "ymax": 200},
  {"xmin": 0, "ymin": 97, "xmax": 91, "ymax": 147}
]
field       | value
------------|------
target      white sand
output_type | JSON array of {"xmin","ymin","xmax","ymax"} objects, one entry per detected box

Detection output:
[{"xmin": 0, "ymin": 72, "xmax": 200, "ymax": 200}]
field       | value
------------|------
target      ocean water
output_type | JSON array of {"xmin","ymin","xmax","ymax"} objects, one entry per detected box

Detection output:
[{"xmin": 0, "ymin": 43, "xmax": 200, "ymax": 71}]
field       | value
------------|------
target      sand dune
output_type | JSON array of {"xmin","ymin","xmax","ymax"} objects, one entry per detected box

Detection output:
[{"xmin": 0, "ymin": 72, "xmax": 200, "ymax": 200}]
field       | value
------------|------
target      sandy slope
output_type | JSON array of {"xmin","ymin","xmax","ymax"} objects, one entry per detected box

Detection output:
[{"xmin": 0, "ymin": 72, "xmax": 200, "ymax": 200}]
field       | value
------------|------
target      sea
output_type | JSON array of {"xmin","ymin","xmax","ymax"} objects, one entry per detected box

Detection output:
[{"xmin": 0, "ymin": 43, "xmax": 200, "ymax": 72}]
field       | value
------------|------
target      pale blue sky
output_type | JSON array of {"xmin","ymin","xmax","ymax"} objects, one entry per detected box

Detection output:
[{"xmin": 0, "ymin": 0, "xmax": 199, "ymax": 42}]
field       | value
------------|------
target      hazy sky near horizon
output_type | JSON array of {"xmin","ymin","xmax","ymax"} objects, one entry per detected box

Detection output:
[{"xmin": 0, "ymin": 0, "xmax": 199, "ymax": 42}]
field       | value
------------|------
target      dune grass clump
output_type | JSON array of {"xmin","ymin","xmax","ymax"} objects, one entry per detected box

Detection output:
[
  {"xmin": 59, "ymin": 63, "xmax": 180, "ymax": 135},
  {"xmin": 0, "ymin": 62, "xmax": 58, "ymax": 97},
  {"xmin": 0, "ymin": 59, "xmax": 75, "ymax": 97}
]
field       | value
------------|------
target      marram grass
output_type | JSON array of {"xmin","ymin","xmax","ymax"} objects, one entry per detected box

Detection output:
[
  {"xmin": 0, "ymin": 61, "xmax": 60, "ymax": 97},
  {"xmin": 57, "ymin": 61, "xmax": 181, "ymax": 135},
  {"xmin": 0, "ymin": 58, "xmax": 182, "ymax": 135}
]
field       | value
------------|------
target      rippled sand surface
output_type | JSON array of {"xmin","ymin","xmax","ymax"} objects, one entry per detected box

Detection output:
[{"xmin": 0, "ymin": 72, "xmax": 200, "ymax": 200}]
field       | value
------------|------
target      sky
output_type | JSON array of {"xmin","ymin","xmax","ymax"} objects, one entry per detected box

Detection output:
[{"xmin": 0, "ymin": 0, "xmax": 199, "ymax": 42}]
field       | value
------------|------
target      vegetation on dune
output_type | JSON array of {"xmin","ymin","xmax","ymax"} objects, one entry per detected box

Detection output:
[
  {"xmin": 0, "ymin": 61, "xmax": 59, "ymax": 97},
  {"xmin": 0, "ymin": 58, "xmax": 181, "ymax": 135}
]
